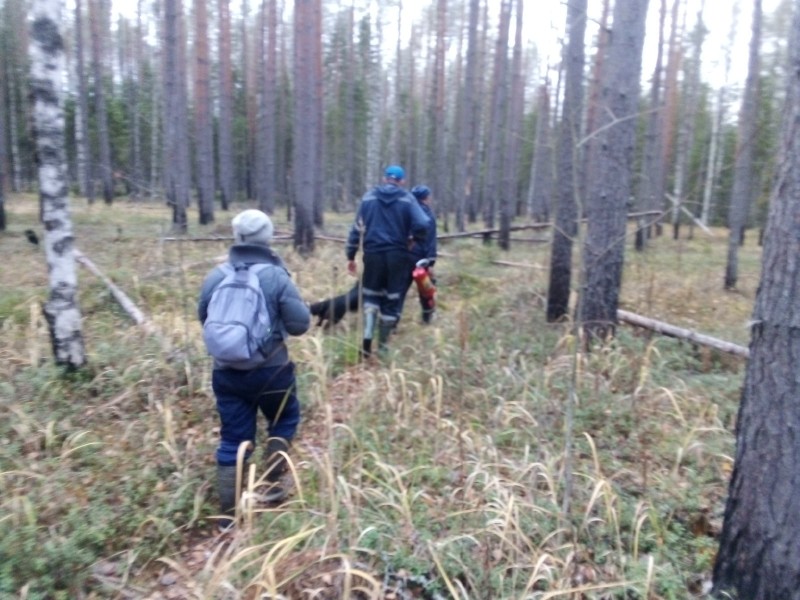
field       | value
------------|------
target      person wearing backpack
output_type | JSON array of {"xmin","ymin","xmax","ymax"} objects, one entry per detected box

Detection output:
[
  {"xmin": 198, "ymin": 209, "xmax": 310, "ymax": 530},
  {"xmin": 346, "ymin": 166, "xmax": 430, "ymax": 358}
]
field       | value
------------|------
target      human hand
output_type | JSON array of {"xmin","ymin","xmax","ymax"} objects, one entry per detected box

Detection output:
[{"xmin": 347, "ymin": 260, "xmax": 357, "ymax": 276}]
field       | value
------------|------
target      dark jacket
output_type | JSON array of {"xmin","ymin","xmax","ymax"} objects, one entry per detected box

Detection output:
[
  {"xmin": 346, "ymin": 183, "xmax": 430, "ymax": 260},
  {"xmin": 198, "ymin": 243, "xmax": 310, "ymax": 369},
  {"xmin": 409, "ymin": 201, "xmax": 437, "ymax": 266}
]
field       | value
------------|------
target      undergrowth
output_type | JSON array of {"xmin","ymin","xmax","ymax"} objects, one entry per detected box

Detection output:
[{"xmin": 0, "ymin": 195, "xmax": 757, "ymax": 599}]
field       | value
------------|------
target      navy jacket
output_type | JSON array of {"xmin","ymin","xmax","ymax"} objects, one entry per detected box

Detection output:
[
  {"xmin": 346, "ymin": 184, "xmax": 430, "ymax": 260},
  {"xmin": 409, "ymin": 201, "xmax": 437, "ymax": 266}
]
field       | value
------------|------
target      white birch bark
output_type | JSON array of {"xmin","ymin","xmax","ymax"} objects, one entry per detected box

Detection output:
[{"xmin": 29, "ymin": 0, "xmax": 86, "ymax": 368}]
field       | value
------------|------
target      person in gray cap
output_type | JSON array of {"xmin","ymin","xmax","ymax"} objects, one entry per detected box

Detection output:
[
  {"xmin": 346, "ymin": 166, "xmax": 430, "ymax": 358},
  {"xmin": 198, "ymin": 209, "xmax": 310, "ymax": 530}
]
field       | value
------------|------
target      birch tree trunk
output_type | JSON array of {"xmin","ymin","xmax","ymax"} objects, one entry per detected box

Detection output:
[
  {"xmin": 725, "ymin": 0, "xmax": 762, "ymax": 289},
  {"xmin": 546, "ymin": 0, "xmax": 587, "ymax": 322},
  {"xmin": 29, "ymin": 0, "xmax": 86, "ymax": 368},
  {"xmin": 713, "ymin": 3, "xmax": 800, "ymax": 594},
  {"xmin": 580, "ymin": 0, "xmax": 650, "ymax": 341}
]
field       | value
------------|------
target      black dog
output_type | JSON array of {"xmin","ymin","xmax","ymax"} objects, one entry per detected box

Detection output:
[{"xmin": 309, "ymin": 285, "xmax": 360, "ymax": 327}]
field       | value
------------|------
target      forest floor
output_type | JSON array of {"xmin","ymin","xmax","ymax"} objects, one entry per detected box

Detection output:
[{"xmin": 0, "ymin": 194, "xmax": 760, "ymax": 599}]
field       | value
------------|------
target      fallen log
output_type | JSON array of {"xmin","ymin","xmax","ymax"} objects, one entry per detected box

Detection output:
[
  {"xmin": 74, "ymin": 249, "xmax": 157, "ymax": 334},
  {"xmin": 617, "ymin": 309, "xmax": 749, "ymax": 358}
]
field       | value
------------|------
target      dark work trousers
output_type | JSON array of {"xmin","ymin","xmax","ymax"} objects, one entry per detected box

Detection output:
[
  {"xmin": 361, "ymin": 250, "xmax": 414, "ymax": 325},
  {"xmin": 212, "ymin": 362, "xmax": 300, "ymax": 466}
]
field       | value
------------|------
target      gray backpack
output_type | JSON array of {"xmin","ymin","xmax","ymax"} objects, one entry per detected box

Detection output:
[{"xmin": 202, "ymin": 263, "xmax": 272, "ymax": 363}]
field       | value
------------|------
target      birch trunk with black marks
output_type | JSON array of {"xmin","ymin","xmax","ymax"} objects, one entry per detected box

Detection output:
[{"xmin": 29, "ymin": 0, "xmax": 86, "ymax": 368}]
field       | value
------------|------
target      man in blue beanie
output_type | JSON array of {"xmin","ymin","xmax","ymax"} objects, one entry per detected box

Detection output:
[{"xmin": 346, "ymin": 166, "xmax": 430, "ymax": 357}]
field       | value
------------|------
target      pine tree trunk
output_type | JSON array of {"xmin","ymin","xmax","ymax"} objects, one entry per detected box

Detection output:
[
  {"xmin": 30, "ymin": 0, "xmax": 86, "ymax": 369},
  {"xmin": 217, "ymin": 0, "xmax": 234, "ymax": 210},
  {"xmin": 89, "ymin": 0, "xmax": 114, "ymax": 204},
  {"xmin": 546, "ymin": 0, "xmax": 587, "ymax": 322},
  {"xmin": 713, "ymin": 6, "xmax": 800, "ymax": 593},
  {"xmin": 527, "ymin": 85, "xmax": 553, "ymax": 223},
  {"xmin": 193, "ymin": 0, "xmax": 215, "ymax": 224},
  {"xmin": 725, "ymin": 0, "xmax": 762, "ymax": 290},
  {"xmin": 73, "ymin": 0, "xmax": 93, "ymax": 202},
  {"xmin": 580, "ymin": 0, "xmax": 650, "ymax": 341}
]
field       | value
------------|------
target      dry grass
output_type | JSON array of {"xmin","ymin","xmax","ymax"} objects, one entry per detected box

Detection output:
[{"xmin": 0, "ymin": 194, "xmax": 759, "ymax": 599}]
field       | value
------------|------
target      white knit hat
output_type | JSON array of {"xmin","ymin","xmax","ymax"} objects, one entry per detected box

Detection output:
[{"xmin": 232, "ymin": 209, "xmax": 274, "ymax": 245}]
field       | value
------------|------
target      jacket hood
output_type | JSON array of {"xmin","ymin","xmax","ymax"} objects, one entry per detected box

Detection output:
[{"xmin": 375, "ymin": 183, "xmax": 406, "ymax": 204}]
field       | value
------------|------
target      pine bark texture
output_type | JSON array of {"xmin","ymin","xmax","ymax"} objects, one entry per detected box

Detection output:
[
  {"xmin": 292, "ymin": 0, "xmax": 319, "ymax": 252},
  {"xmin": 162, "ymin": 0, "xmax": 190, "ymax": 232},
  {"xmin": 193, "ymin": 0, "xmax": 215, "ymax": 224},
  {"xmin": 29, "ymin": 0, "xmax": 86, "ymax": 368},
  {"xmin": 88, "ymin": 0, "xmax": 114, "ymax": 203},
  {"xmin": 217, "ymin": 0, "xmax": 234, "ymax": 210},
  {"xmin": 712, "ymin": 3, "xmax": 800, "ymax": 596},
  {"xmin": 546, "ymin": 0, "xmax": 587, "ymax": 322},
  {"xmin": 725, "ymin": 0, "xmax": 762, "ymax": 289},
  {"xmin": 580, "ymin": 0, "xmax": 650, "ymax": 340}
]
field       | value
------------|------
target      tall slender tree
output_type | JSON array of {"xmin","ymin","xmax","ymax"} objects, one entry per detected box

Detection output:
[
  {"xmin": 454, "ymin": 0, "xmax": 481, "ymax": 231},
  {"xmin": 29, "ymin": 0, "xmax": 86, "ymax": 368},
  {"xmin": 88, "ymin": 0, "xmax": 114, "ymax": 203},
  {"xmin": 293, "ymin": 0, "xmax": 320, "ymax": 252},
  {"xmin": 73, "ymin": 0, "xmax": 93, "ymax": 202},
  {"xmin": 193, "ymin": 0, "xmax": 215, "ymax": 224},
  {"xmin": 725, "ymin": 0, "xmax": 763, "ymax": 289},
  {"xmin": 163, "ymin": 0, "xmax": 191, "ymax": 232},
  {"xmin": 546, "ymin": 0, "xmax": 587, "ymax": 322},
  {"xmin": 217, "ymin": 0, "xmax": 234, "ymax": 210},
  {"xmin": 580, "ymin": 0, "xmax": 650, "ymax": 341},
  {"xmin": 527, "ymin": 83, "xmax": 553, "ymax": 223},
  {"xmin": 481, "ymin": 0, "xmax": 512, "ymax": 234},
  {"xmin": 713, "ymin": 3, "xmax": 800, "ymax": 594}
]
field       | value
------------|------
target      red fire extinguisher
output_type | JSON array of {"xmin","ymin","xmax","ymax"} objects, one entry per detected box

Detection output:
[{"xmin": 412, "ymin": 259, "xmax": 436, "ymax": 308}]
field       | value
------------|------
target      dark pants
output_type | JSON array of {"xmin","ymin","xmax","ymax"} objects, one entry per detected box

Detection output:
[
  {"xmin": 361, "ymin": 250, "xmax": 413, "ymax": 325},
  {"xmin": 212, "ymin": 363, "xmax": 300, "ymax": 466}
]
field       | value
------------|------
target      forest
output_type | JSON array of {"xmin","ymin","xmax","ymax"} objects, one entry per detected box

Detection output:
[{"xmin": 2, "ymin": 0, "xmax": 800, "ymax": 598}]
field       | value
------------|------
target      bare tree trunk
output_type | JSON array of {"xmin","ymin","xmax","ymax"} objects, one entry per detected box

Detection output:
[
  {"xmin": 481, "ymin": 0, "xmax": 512, "ymax": 233},
  {"xmin": 713, "ymin": 4, "xmax": 800, "ymax": 594},
  {"xmin": 527, "ymin": 84, "xmax": 553, "ymax": 223},
  {"xmin": 73, "ymin": 0, "xmax": 93, "ymax": 202},
  {"xmin": 217, "ymin": 0, "xmax": 234, "ymax": 210},
  {"xmin": 89, "ymin": 0, "xmax": 114, "ymax": 203},
  {"xmin": 163, "ymin": 0, "xmax": 190, "ymax": 232},
  {"xmin": 660, "ymin": 0, "xmax": 684, "ymax": 236},
  {"xmin": 725, "ymin": 0, "xmax": 762, "ymax": 289},
  {"xmin": 671, "ymin": 6, "xmax": 707, "ymax": 239},
  {"xmin": 638, "ymin": 0, "xmax": 667, "ymax": 248},
  {"xmin": 193, "ymin": 0, "xmax": 215, "ymax": 224},
  {"xmin": 292, "ymin": 0, "xmax": 318, "ymax": 252},
  {"xmin": 455, "ymin": 0, "xmax": 481, "ymax": 232},
  {"xmin": 546, "ymin": 0, "xmax": 587, "ymax": 322},
  {"xmin": 29, "ymin": 0, "xmax": 86, "ymax": 368},
  {"xmin": 580, "ymin": 0, "xmax": 650, "ymax": 342}
]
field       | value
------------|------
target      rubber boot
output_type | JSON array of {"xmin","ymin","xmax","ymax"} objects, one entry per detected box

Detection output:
[
  {"xmin": 260, "ymin": 437, "xmax": 290, "ymax": 504},
  {"xmin": 216, "ymin": 464, "xmax": 238, "ymax": 532},
  {"xmin": 377, "ymin": 322, "xmax": 393, "ymax": 357}
]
